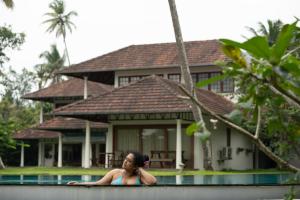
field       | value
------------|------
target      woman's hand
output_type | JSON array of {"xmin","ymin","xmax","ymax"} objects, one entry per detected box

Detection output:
[{"xmin": 67, "ymin": 181, "xmax": 79, "ymax": 185}]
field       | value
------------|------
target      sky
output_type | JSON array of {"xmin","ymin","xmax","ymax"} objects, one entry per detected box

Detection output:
[{"xmin": 0, "ymin": 0, "xmax": 299, "ymax": 72}]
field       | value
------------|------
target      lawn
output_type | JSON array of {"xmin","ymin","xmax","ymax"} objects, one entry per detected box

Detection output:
[{"xmin": 0, "ymin": 167, "xmax": 289, "ymax": 176}]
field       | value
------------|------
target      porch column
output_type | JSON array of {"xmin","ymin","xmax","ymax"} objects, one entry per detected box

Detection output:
[
  {"xmin": 20, "ymin": 141, "xmax": 24, "ymax": 167},
  {"xmin": 58, "ymin": 133, "xmax": 63, "ymax": 167},
  {"xmin": 89, "ymin": 143, "xmax": 93, "ymax": 166},
  {"xmin": 105, "ymin": 124, "xmax": 113, "ymax": 168},
  {"xmin": 176, "ymin": 119, "xmax": 182, "ymax": 169},
  {"xmin": 84, "ymin": 121, "xmax": 91, "ymax": 168},
  {"xmin": 81, "ymin": 142, "xmax": 85, "ymax": 167},
  {"xmin": 39, "ymin": 103, "xmax": 43, "ymax": 124},
  {"xmin": 38, "ymin": 140, "xmax": 44, "ymax": 166},
  {"xmin": 194, "ymin": 135, "xmax": 202, "ymax": 169},
  {"xmin": 84, "ymin": 76, "xmax": 88, "ymax": 99}
]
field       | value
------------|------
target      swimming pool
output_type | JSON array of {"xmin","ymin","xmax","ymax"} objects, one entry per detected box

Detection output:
[
  {"xmin": 0, "ymin": 174, "xmax": 299, "ymax": 200},
  {"xmin": 0, "ymin": 173, "xmax": 298, "ymax": 185}
]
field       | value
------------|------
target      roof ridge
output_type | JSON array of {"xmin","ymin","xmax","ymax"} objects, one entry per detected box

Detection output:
[
  {"xmin": 154, "ymin": 76, "xmax": 187, "ymax": 101},
  {"xmin": 66, "ymin": 45, "xmax": 135, "ymax": 68},
  {"xmin": 131, "ymin": 39, "xmax": 219, "ymax": 47}
]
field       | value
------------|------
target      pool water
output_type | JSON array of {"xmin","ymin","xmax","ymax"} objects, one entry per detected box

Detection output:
[{"xmin": 0, "ymin": 174, "xmax": 298, "ymax": 185}]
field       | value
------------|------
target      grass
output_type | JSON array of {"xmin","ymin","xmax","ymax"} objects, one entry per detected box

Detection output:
[{"xmin": 0, "ymin": 167, "xmax": 290, "ymax": 176}]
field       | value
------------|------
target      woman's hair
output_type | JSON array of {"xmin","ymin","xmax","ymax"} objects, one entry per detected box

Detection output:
[{"xmin": 129, "ymin": 151, "xmax": 148, "ymax": 168}]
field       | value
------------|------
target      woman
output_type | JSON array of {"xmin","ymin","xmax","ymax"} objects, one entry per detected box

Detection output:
[{"xmin": 68, "ymin": 152, "xmax": 156, "ymax": 185}]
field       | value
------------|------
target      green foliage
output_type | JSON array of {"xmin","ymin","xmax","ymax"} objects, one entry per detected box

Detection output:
[
  {"xmin": 219, "ymin": 19, "xmax": 300, "ymax": 162},
  {"xmin": 0, "ymin": 69, "xmax": 39, "ymax": 157},
  {"xmin": 186, "ymin": 121, "xmax": 211, "ymax": 141},
  {"xmin": 34, "ymin": 44, "xmax": 66, "ymax": 88},
  {"xmin": 0, "ymin": 67, "xmax": 35, "ymax": 105},
  {"xmin": 43, "ymin": 0, "xmax": 77, "ymax": 38},
  {"xmin": 1, "ymin": 0, "xmax": 14, "ymax": 9},
  {"xmin": 0, "ymin": 25, "xmax": 25, "ymax": 66},
  {"xmin": 196, "ymin": 74, "xmax": 227, "ymax": 89},
  {"xmin": 43, "ymin": 0, "xmax": 77, "ymax": 65}
]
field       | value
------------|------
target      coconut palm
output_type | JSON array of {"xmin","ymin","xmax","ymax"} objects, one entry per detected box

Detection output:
[
  {"xmin": 247, "ymin": 19, "xmax": 283, "ymax": 46},
  {"xmin": 247, "ymin": 19, "xmax": 300, "ymax": 57},
  {"xmin": 35, "ymin": 44, "xmax": 65, "ymax": 88},
  {"xmin": 43, "ymin": 0, "xmax": 77, "ymax": 66},
  {"xmin": 2, "ymin": 0, "xmax": 14, "ymax": 9}
]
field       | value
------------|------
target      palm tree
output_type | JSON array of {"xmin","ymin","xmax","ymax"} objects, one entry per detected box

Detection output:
[
  {"xmin": 43, "ymin": 0, "xmax": 77, "ymax": 66},
  {"xmin": 35, "ymin": 44, "xmax": 65, "ymax": 88},
  {"xmin": 247, "ymin": 19, "xmax": 283, "ymax": 46},
  {"xmin": 2, "ymin": 0, "xmax": 14, "ymax": 9}
]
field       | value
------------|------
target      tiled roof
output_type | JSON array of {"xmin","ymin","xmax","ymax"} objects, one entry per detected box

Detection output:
[
  {"xmin": 22, "ymin": 78, "xmax": 113, "ymax": 102},
  {"xmin": 59, "ymin": 40, "xmax": 225, "ymax": 74},
  {"xmin": 37, "ymin": 117, "xmax": 108, "ymax": 130},
  {"xmin": 13, "ymin": 129, "xmax": 60, "ymax": 139},
  {"xmin": 54, "ymin": 75, "xmax": 234, "ymax": 119}
]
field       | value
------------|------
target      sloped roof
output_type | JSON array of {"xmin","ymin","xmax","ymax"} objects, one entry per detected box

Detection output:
[
  {"xmin": 37, "ymin": 117, "xmax": 107, "ymax": 130},
  {"xmin": 54, "ymin": 75, "xmax": 234, "ymax": 120},
  {"xmin": 13, "ymin": 129, "xmax": 60, "ymax": 139},
  {"xmin": 59, "ymin": 40, "xmax": 225, "ymax": 75},
  {"xmin": 22, "ymin": 78, "xmax": 113, "ymax": 102}
]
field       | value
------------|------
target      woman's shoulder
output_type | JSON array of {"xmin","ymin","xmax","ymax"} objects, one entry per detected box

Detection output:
[{"xmin": 109, "ymin": 168, "xmax": 123, "ymax": 175}]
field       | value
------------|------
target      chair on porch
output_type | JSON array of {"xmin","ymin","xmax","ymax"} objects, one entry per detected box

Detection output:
[
  {"xmin": 149, "ymin": 150, "xmax": 175, "ymax": 168},
  {"xmin": 97, "ymin": 151, "xmax": 124, "ymax": 168}
]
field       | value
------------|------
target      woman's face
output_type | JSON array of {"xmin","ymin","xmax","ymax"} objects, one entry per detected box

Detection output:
[{"xmin": 122, "ymin": 153, "xmax": 135, "ymax": 171}]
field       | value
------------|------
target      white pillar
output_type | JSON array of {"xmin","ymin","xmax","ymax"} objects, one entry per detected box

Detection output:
[
  {"xmin": 176, "ymin": 119, "xmax": 182, "ymax": 169},
  {"xmin": 84, "ymin": 120, "xmax": 91, "ymax": 168},
  {"xmin": 84, "ymin": 76, "xmax": 88, "ymax": 99},
  {"xmin": 194, "ymin": 135, "xmax": 202, "ymax": 169},
  {"xmin": 81, "ymin": 142, "xmax": 85, "ymax": 168},
  {"xmin": 89, "ymin": 143, "xmax": 93, "ymax": 166},
  {"xmin": 38, "ymin": 141, "xmax": 44, "ymax": 166},
  {"xmin": 105, "ymin": 124, "xmax": 113, "ymax": 168},
  {"xmin": 20, "ymin": 141, "xmax": 24, "ymax": 167},
  {"xmin": 39, "ymin": 103, "xmax": 43, "ymax": 124},
  {"xmin": 58, "ymin": 133, "xmax": 63, "ymax": 167}
]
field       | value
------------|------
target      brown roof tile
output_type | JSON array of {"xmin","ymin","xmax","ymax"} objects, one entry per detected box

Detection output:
[
  {"xmin": 13, "ymin": 129, "xmax": 60, "ymax": 139},
  {"xmin": 59, "ymin": 40, "xmax": 226, "ymax": 74},
  {"xmin": 37, "ymin": 117, "xmax": 107, "ymax": 130},
  {"xmin": 22, "ymin": 78, "xmax": 113, "ymax": 102},
  {"xmin": 54, "ymin": 75, "xmax": 234, "ymax": 119}
]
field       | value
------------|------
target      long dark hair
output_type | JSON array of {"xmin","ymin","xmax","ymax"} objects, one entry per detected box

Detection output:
[{"xmin": 129, "ymin": 151, "xmax": 145, "ymax": 168}]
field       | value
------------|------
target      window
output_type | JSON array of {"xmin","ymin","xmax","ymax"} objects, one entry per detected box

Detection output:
[
  {"xmin": 197, "ymin": 73, "xmax": 209, "ymax": 90},
  {"xmin": 118, "ymin": 76, "xmax": 145, "ymax": 87},
  {"xmin": 119, "ymin": 77, "xmax": 129, "ymax": 86},
  {"xmin": 226, "ymin": 128, "xmax": 231, "ymax": 147},
  {"xmin": 168, "ymin": 74, "xmax": 181, "ymax": 83},
  {"xmin": 192, "ymin": 72, "xmax": 234, "ymax": 93},
  {"xmin": 223, "ymin": 78, "xmax": 234, "ymax": 93},
  {"xmin": 210, "ymin": 72, "xmax": 221, "ymax": 92}
]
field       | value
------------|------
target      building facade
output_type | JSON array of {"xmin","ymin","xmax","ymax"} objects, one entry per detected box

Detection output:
[{"xmin": 13, "ymin": 40, "xmax": 257, "ymax": 170}]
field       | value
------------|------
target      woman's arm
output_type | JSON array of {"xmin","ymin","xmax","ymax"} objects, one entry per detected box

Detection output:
[
  {"xmin": 139, "ymin": 168, "xmax": 157, "ymax": 185},
  {"xmin": 68, "ymin": 169, "xmax": 119, "ymax": 185}
]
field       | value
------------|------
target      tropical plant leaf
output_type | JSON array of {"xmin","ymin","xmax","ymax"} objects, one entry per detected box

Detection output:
[
  {"xmin": 221, "ymin": 36, "xmax": 271, "ymax": 60},
  {"xmin": 186, "ymin": 122, "xmax": 203, "ymax": 136},
  {"xmin": 271, "ymin": 22, "xmax": 298, "ymax": 65},
  {"xmin": 225, "ymin": 109, "xmax": 243, "ymax": 125},
  {"xmin": 196, "ymin": 74, "xmax": 226, "ymax": 88}
]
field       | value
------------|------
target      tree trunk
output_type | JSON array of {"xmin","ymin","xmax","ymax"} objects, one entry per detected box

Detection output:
[
  {"xmin": 168, "ymin": 0, "xmax": 213, "ymax": 170},
  {"xmin": 178, "ymin": 84, "xmax": 300, "ymax": 172},
  {"xmin": 63, "ymin": 36, "xmax": 71, "ymax": 66},
  {"xmin": 0, "ymin": 156, "xmax": 5, "ymax": 169}
]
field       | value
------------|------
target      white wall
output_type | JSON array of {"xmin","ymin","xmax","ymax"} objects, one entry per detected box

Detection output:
[{"xmin": 198, "ymin": 116, "xmax": 253, "ymax": 170}]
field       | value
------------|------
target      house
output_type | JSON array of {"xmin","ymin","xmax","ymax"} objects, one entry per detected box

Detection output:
[{"xmin": 13, "ymin": 40, "xmax": 256, "ymax": 170}]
